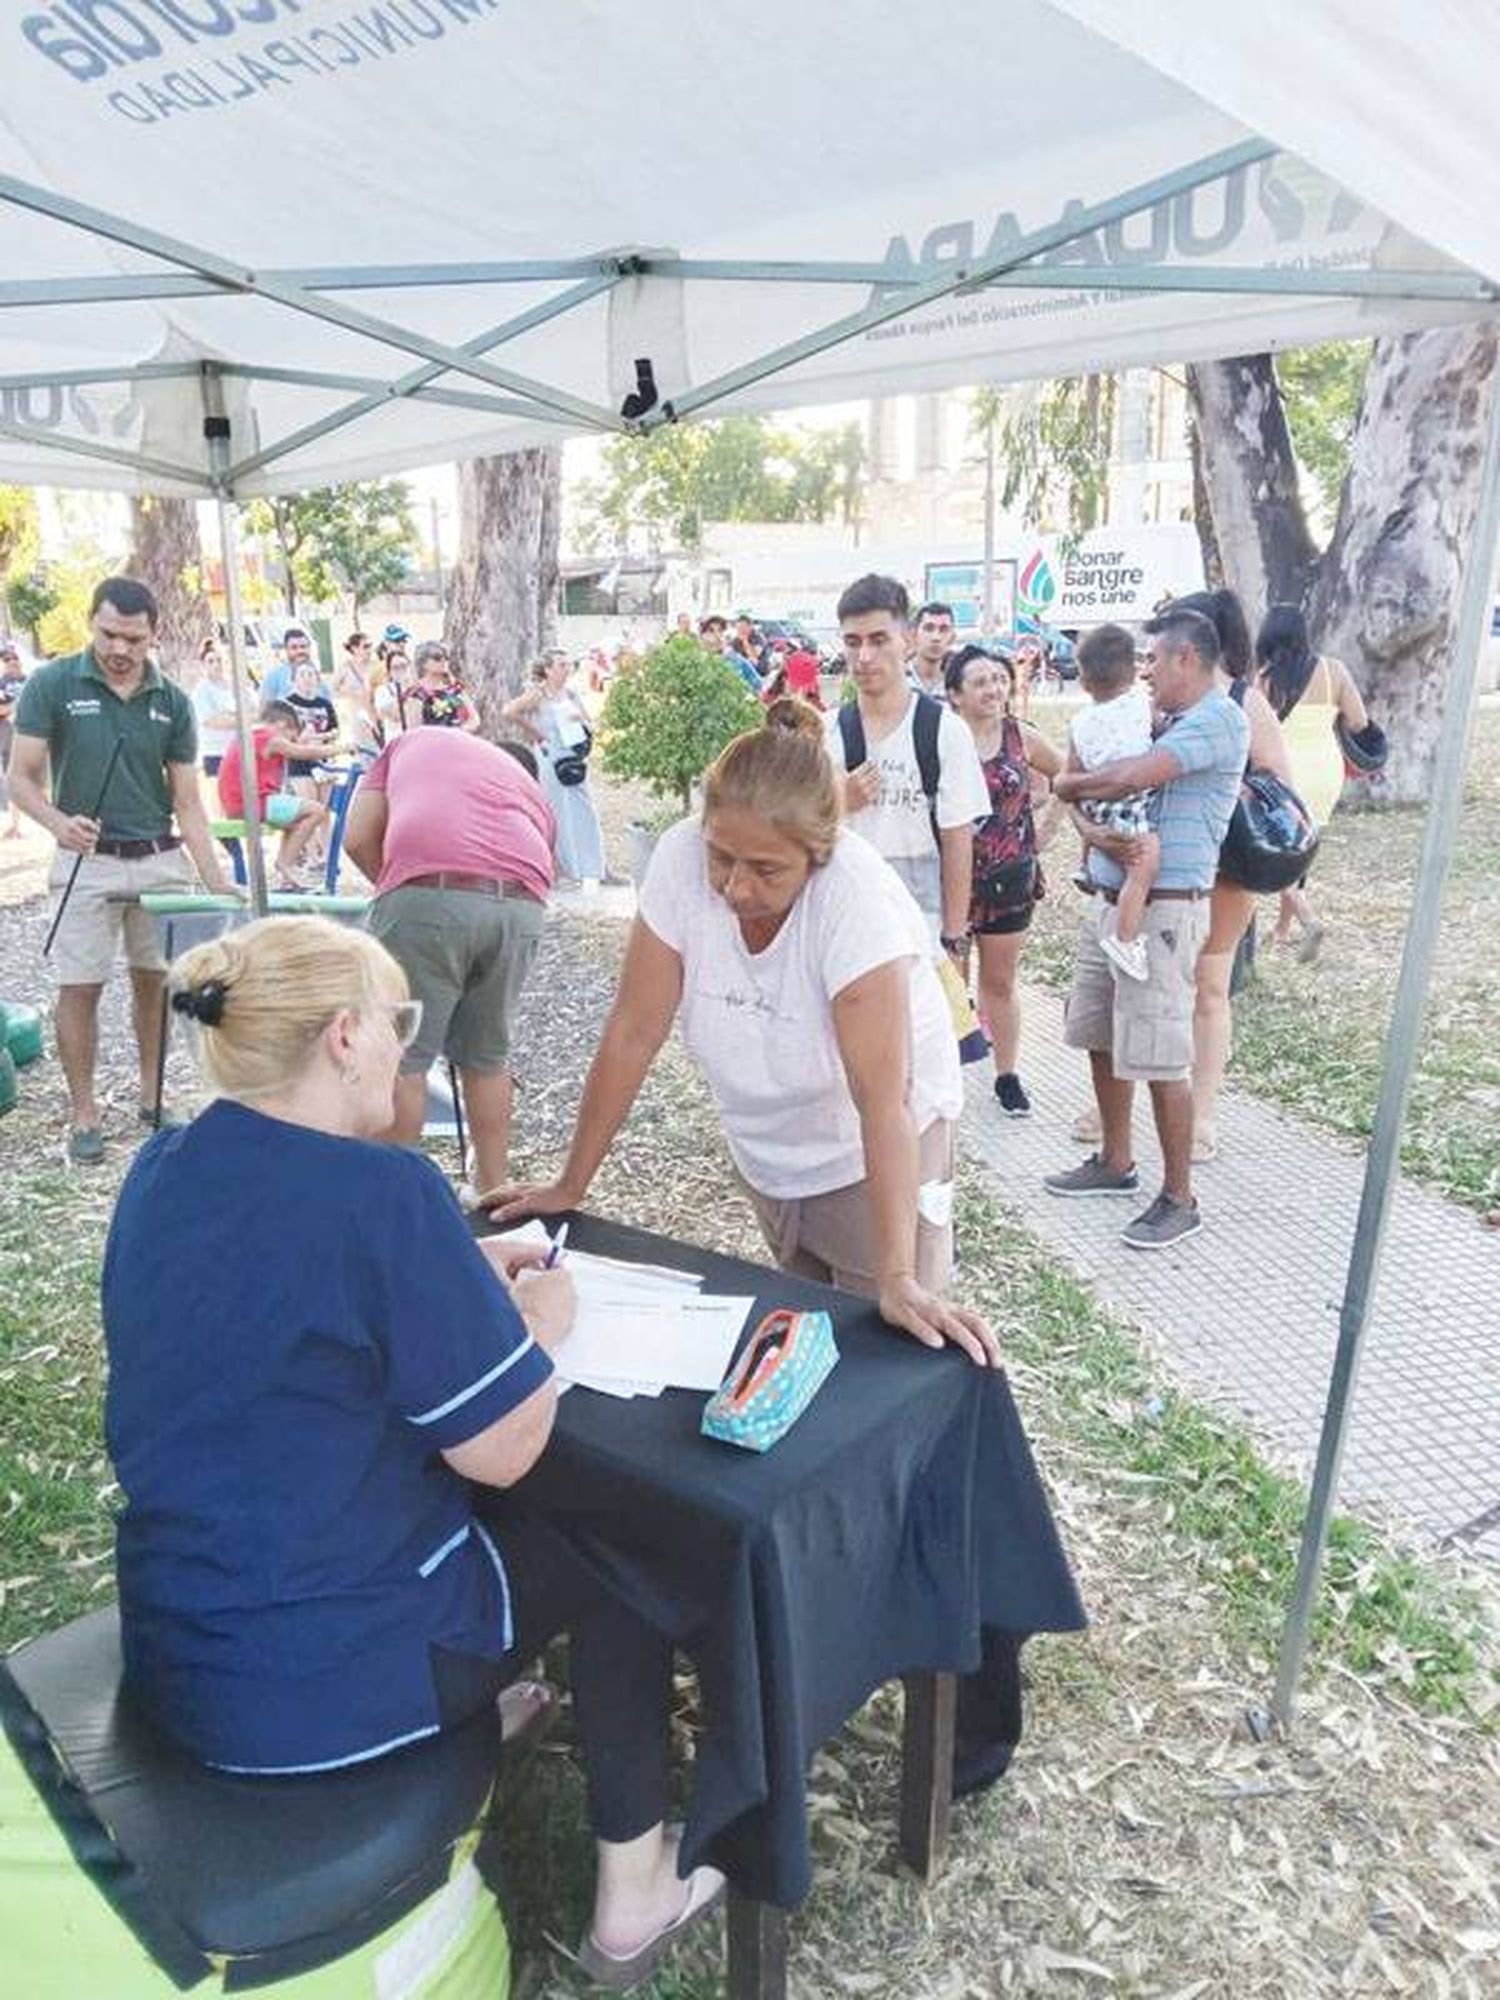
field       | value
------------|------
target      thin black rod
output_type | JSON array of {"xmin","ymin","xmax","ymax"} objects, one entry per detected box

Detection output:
[{"xmin": 42, "ymin": 735, "xmax": 124, "ymax": 958}]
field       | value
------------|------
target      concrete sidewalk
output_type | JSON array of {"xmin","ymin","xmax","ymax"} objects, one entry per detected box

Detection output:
[{"xmin": 960, "ymin": 980, "xmax": 1500, "ymax": 1564}]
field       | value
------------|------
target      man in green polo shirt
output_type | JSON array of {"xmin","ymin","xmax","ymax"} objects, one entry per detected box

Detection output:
[{"xmin": 7, "ymin": 576, "xmax": 234, "ymax": 1164}]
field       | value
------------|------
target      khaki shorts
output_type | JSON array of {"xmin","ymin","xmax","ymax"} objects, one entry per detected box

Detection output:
[
  {"xmin": 743, "ymin": 1118, "xmax": 956, "ymax": 1301},
  {"xmin": 370, "ymin": 883, "xmax": 544, "ymax": 1075},
  {"xmin": 1063, "ymin": 894, "xmax": 1209, "ymax": 1084},
  {"xmin": 47, "ymin": 845, "xmax": 193, "ymax": 987}
]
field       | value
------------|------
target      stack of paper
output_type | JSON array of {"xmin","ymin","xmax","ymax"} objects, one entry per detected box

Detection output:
[{"xmin": 490, "ymin": 1224, "xmax": 754, "ymax": 1399}]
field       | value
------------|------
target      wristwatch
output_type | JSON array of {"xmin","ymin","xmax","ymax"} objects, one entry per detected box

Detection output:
[{"xmin": 940, "ymin": 931, "xmax": 970, "ymax": 952}]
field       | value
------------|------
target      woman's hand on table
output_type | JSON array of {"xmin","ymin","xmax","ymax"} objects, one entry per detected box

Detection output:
[
  {"xmin": 485, "ymin": 1178, "xmax": 581, "ymax": 1226},
  {"xmin": 511, "ymin": 1267, "xmax": 576, "ymax": 1353},
  {"xmin": 877, "ymin": 1275, "xmax": 1001, "ymax": 1368}
]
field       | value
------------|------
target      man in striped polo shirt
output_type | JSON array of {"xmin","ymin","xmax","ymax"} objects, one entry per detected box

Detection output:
[{"xmin": 1046, "ymin": 609, "xmax": 1249, "ymax": 1250}]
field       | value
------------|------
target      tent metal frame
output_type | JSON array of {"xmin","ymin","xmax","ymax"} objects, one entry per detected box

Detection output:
[{"xmin": 2, "ymin": 134, "xmax": 1498, "ymax": 1727}]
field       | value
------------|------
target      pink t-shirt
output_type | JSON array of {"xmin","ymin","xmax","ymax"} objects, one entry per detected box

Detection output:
[{"xmin": 361, "ymin": 730, "xmax": 556, "ymax": 898}]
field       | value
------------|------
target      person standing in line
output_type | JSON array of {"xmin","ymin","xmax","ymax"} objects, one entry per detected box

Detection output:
[
  {"xmin": 6, "ymin": 576, "xmax": 235, "ymax": 1164},
  {"xmin": 1170, "ymin": 588, "xmax": 1295, "ymax": 1161},
  {"xmin": 945, "ymin": 645, "xmax": 1063, "ymax": 1117},
  {"xmin": 343, "ymin": 725, "xmax": 556, "ymax": 1197},
  {"xmin": 0, "ymin": 639, "xmax": 30, "ymax": 838},
  {"xmin": 826, "ymin": 574, "xmax": 990, "ymax": 957},
  {"xmin": 410, "ymin": 641, "xmax": 482, "ymax": 731},
  {"xmin": 1045, "ymin": 608, "xmax": 1248, "ymax": 1251},
  {"xmin": 191, "ymin": 637, "xmax": 239, "ymax": 783},
  {"xmin": 1254, "ymin": 603, "xmax": 1369, "ymax": 961},
  {"xmin": 502, "ymin": 652, "xmax": 608, "ymax": 885},
  {"xmin": 334, "ymin": 630, "xmax": 382, "ymax": 765},
  {"xmin": 700, "ymin": 613, "xmax": 762, "ymax": 694},
  {"xmin": 910, "ymin": 601, "xmax": 957, "ymax": 695}
]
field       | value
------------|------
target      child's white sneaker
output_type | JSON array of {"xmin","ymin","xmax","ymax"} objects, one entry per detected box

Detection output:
[{"xmin": 1102, "ymin": 932, "xmax": 1150, "ymax": 982}]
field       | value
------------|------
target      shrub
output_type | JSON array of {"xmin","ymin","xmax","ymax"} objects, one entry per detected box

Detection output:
[{"xmin": 600, "ymin": 633, "xmax": 761, "ymax": 813}]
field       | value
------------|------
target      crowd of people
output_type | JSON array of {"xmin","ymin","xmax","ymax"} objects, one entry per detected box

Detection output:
[{"xmin": 2, "ymin": 556, "xmax": 1362, "ymax": 1983}]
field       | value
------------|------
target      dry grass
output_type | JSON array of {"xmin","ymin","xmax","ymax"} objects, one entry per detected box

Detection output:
[{"xmin": 3, "ymin": 766, "xmax": 1499, "ymax": 1999}]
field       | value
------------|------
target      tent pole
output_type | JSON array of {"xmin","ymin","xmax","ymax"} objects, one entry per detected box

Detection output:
[
  {"xmin": 1271, "ymin": 354, "xmax": 1500, "ymax": 1725},
  {"xmin": 201, "ymin": 369, "xmax": 269, "ymax": 918}
]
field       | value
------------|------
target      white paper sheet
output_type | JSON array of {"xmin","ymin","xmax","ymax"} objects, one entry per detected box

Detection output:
[{"xmin": 553, "ymin": 1295, "xmax": 754, "ymax": 1394}]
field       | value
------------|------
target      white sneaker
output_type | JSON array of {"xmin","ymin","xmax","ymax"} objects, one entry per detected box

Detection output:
[{"xmin": 1102, "ymin": 932, "xmax": 1150, "ymax": 982}]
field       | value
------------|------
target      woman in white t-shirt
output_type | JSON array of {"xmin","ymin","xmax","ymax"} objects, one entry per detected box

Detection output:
[{"xmin": 493, "ymin": 701, "xmax": 998, "ymax": 1363}]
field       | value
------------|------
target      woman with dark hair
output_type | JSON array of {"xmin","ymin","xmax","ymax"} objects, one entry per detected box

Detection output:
[
  {"xmin": 945, "ymin": 645, "xmax": 1063, "ymax": 1117},
  {"xmin": 1255, "ymin": 603, "xmax": 1370, "ymax": 958},
  {"xmin": 1173, "ymin": 587, "xmax": 1294, "ymax": 1158}
]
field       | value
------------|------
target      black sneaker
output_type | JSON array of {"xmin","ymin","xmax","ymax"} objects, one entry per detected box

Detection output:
[
  {"xmin": 1043, "ymin": 1153, "xmax": 1140, "ymax": 1197},
  {"xmin": 1121, "ymin": 1192, "xmax": 1202, "ymax": 1251},
  {"xmin": 994, "ymin": 1072, "xmax": 1031, "ymax": 1118}
]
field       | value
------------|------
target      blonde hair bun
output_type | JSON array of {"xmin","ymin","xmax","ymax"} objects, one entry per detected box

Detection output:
[{"xmin": 168, "ymin": 916, "xmax": 407, "ymax": 1098}]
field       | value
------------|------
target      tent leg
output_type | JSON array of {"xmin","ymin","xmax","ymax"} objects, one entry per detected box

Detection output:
[
  {"xmin": 201, "ymin": 369, "xmax": 269, "ymax": 917},
  {"xmin": 1271, "ymin": 374, "xmax": 1500, "ymax": 1726}
]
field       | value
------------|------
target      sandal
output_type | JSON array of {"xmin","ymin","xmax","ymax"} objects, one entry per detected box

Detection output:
[{"xmin": 577, "ymin": 1850, "xmax": 726, "ymax": 1992}]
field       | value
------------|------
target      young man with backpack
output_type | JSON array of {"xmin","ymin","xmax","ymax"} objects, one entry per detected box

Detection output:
[{"xmin": 827, "ymin": 574, "xmax": 989, "ymax": 954}]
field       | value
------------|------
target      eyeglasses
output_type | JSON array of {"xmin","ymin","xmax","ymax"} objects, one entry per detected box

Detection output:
[{"xmin": 386, "ymin": 1000, "xmax": 424, "ymax": 1050}]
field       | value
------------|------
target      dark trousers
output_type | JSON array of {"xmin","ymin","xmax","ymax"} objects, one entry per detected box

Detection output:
[{"xmin": 436, "ymin": 1502, "xmax": 674, "ymax": 1845}]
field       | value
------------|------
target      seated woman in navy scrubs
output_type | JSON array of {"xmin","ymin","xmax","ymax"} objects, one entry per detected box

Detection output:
[{"xmin": 102, "ymin": 914, "xmax": 722, "ymax": 1986}]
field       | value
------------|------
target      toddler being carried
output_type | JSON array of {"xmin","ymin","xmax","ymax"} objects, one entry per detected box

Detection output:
[{"xmin": 1070, "ymin": 626, "xmax": 1160, "ymax": 982}]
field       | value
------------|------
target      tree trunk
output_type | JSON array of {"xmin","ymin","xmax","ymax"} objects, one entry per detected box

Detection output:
[
  {"xmin": 444, "ymin": 448, "xmax": 562, "ymax": 735},
  {"xmin": 1187, "ymin": 411, "xmax": 1225, "ymax": 589},
  {"xmin": 127, "ymin": 495, "xmax": 213, "ymax": 683},
  {"xmin": 1309, "ymin": 324, "xmax": 1499, "ymax": 805},
  {"xmin": 1185, "ymin": 355, "xmax": 1320, "ymax": 613}
]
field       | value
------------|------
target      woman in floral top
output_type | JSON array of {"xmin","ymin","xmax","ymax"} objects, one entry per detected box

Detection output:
[{"xmin": 946, "ymin": 645, "xmax": 1063, "ymax": 1118}]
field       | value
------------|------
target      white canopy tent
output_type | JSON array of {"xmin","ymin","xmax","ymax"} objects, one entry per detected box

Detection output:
[{"xmin": 2, "ymin": 0, "xmax": 1497, "ymax": 1716}]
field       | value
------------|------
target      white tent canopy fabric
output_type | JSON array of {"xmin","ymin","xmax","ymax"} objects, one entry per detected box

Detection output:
[{"xmin": 0, "ymin": 0, "xmax": 1496, "ymax": 496}]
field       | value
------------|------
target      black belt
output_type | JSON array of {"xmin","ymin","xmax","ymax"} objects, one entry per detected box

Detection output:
[
  {"xmin": 402, "ymin": 871, "xmax": 543, "ymax": 904},
  {"xmin": 94, "ymin": 834, "xmax": 181, "ymax": 859}
]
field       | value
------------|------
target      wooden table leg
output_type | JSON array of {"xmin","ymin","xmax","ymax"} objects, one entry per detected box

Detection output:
[
  {"xmin": 726, "ymin": 1889, "xmax": 789, "ymax": 2000},
  {"xmin": 900, "ymin": 1669, "xmax": 956, "ymax": 1883}
]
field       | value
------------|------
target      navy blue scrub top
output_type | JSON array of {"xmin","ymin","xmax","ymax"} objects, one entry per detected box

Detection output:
[{"xmin": 103, "ymin": 1099, "xmax": 553, "ymax": 1774}]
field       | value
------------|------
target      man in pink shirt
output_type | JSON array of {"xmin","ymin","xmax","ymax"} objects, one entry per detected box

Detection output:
[{"xmin": 344, "ymin": 727, "xmax": 556, "ymax": 1194}]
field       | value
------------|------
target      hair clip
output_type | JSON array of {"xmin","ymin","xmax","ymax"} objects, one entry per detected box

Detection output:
[{"xmin": 171, "ymin": 980, "xmax": 226, "ymax": 1026}]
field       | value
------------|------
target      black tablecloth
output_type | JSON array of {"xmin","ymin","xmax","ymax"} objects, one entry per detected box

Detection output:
[{"xmin": 480, "ymin": 1213, "xmax": 1086, "ymax": 1908}]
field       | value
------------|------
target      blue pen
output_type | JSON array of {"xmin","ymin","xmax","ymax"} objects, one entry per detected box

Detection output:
[{"xmin": 543, "ymin": 1222, "xmax": 570, "ymax": 1270}]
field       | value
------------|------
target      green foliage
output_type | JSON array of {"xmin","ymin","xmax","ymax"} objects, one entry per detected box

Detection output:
[
  {"xmin": 5, "ymin": 565, "xmax": 59, "ymax": 644},
  {"xmin": 1000, "ymin": 374, "xmax": 1116, "ymax": 533},
  {"xmin": 575, "ymin": 415, "xmax": 865, "ymax": 553},
  {"xmin": 245, "ymin": 480, "xmax": 417, "ymax": 615},
  {"xmin": 600, "ymin": 633, "xmax": 761, "ymax": 811},
  {"xmin": 0, "ymin": 485, "xmax": 40, "ymax": 588},
  {"xmin": 1276, "ymin": 340, "xmax": 1372, "ymax": 518}
]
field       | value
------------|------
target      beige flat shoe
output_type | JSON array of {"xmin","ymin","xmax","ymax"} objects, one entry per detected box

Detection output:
[
  {"xmin": 576, "ymin": 1861, "xmax": 726, "ymax": 1992},
  {"xmin": 1071, "ymin": 1106, "xmax": 1103, "ymax": 1146}
]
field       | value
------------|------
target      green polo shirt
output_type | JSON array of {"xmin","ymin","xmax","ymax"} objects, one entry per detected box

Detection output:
[{"xmin": 14, "ymin": 650, "xmax": 197, "ymax": 840}]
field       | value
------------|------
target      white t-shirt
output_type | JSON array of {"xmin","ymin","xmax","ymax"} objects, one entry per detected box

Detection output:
[
  {"xmin": 192, "ymin": 677, "xmax": 238, "ymax": 758},
  {"xmin": 637, "ymin": 820, "xmax": 962, "ymax": 1200},
  {"xmin": 824, "ymin": 695, "xmax": 990, "ymax": 922},
  {"xmin": 1070, "ymin": 685, "xmax": 1153, "ymax": 770}
]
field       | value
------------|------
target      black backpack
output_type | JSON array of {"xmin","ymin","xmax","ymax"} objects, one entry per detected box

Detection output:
[{"xmin": 836, "ymin": 692, "xmax": 945, "ymax": 845}]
